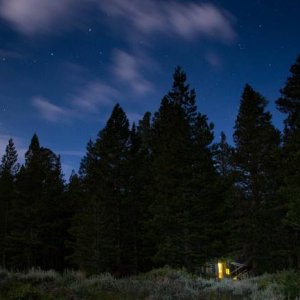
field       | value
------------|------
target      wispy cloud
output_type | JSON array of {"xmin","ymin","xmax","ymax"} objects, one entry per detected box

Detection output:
[
  {"xmin": 32, "ymin": 97, "xmax": 71, "ymax": 122},
  {"xmin": 112, "ymin": 50, "xmax": 155, "ymax": 95},
  {"xmin": 0, "ymin": 0, "xmax": 83, "ymax": 35},
  {"xmin": 98, "ymin": 0, "xmax": 236, "ymax": 43},
  {"xmin": 32, "ymin": 81, "xmax": 119, "ymax": 123},
  {"xmin": 0, "ymin": 0, "xmax": 236, "ymax": 43},
  {"xmin": 72, "ymin": 82, "xmax": 118, "ymax": 112}
]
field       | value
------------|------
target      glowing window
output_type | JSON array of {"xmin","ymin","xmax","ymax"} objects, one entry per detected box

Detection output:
[{"xmin": 218, "ymin": 262, "xmax": 223, "ymax": 279}]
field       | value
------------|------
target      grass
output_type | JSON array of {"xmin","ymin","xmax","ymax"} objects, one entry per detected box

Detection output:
[{"xmin": 0, "ymin": 266, "xmax": 299, "ymax": 299}]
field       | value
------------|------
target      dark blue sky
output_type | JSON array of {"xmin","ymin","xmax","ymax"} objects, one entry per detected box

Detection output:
[{"xmin": 0, "ymin": 0, "xmax": 299, "ymax": 177}]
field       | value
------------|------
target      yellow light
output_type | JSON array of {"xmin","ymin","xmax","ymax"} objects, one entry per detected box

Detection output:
[
  {"xmin": 218, "ymin": 262, "xmax": 223, "ymax": 279},
  {"xmin": 226, "ymin": 268, "xmax": 230, "ymax": 275}
]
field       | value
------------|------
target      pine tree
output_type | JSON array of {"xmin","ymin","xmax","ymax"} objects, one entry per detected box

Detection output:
[
  {"xmin": 71, "ymin": 104, "xmax": 135, "ymax": 275},
  {"xmin": 0, "ymin": 138, "xmax": 18, "ymax": 268},
  {"xmin": 233, "ymin": 84, "xmax": 281, "ymax": 273},
  {"xmin": 69, "ymin": 140, "xmax": 99, "ymax": 273},
  {"xmin": 150, "ymin": 67, "xmax": 220, "ymax": 270},
  {"xmin": 127, "ymin": 114, "xmax": 155, "ymax": 272},
  {"xmin": 212, "ymin": 132, "xmax": 237, "ymax": 257},
  {"xmin": 191, "ymin": 114, "xmax": 226, "ymax": 263},
  {"xmin": 64, "ymin": 171, "xmax": 85, "ymax": 269},
  {"xmin": 213, "ymin": 132, "xmax": 234, "ymax": 177},
  {"xmin": 276, "ymin": 55, "xmax": 300, "ymax": 269},
  {"xmin": 276, "ymin": 55, "xmax": 300, "ymax": 138},
  {"xmin": 166, "ymin": 66, "xmax": 197, "ymax": 123},
  {"xmin": 12, "ymin": 134, "xmax": 65, "ymax": 270}
]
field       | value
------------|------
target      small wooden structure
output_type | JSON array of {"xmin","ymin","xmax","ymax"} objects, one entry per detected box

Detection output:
[{"xmin": 200, "ymin": 260, "xmax": 249, "ymax": 280}]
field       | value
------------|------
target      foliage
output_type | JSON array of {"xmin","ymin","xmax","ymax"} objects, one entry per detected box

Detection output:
[
  {"xmin": 1, "ymin": 60, "xmax": 300, "ymax": 275},
  {"xmin": 150, "ymin": 67, "xmax": 223, "ymax": 270},
  {"xmin": 70, "ymin": 104, "xmax": 139, "ymax": 275},
  {"xmin": 232, "ymin": 84, "xmax": 282, "ymax": 273},
  {"xmin": 0, "ymin": 139, "xmax": 18, "ymax": 269},
  {"xmin": 0, "ymin": 267, "xmax": 299, "ymax": 300},
  {"xmin": 9, "ymin": 134, "xmax": 66, "ymax": 271},
  {"xmin": 276, "ymin": 54, "xmax": 300, "ymax": 269}
]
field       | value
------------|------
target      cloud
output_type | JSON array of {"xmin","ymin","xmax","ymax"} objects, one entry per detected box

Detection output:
[
  {"xmin": 32, "ymin": 97, "xmax": 71, "ymax": 122},
  {"xmin": 97, "ymin": 0, "xmax": 236, "ymax": 43},
  {"xmin": 72, "ymin": 82, "xmax": 118, "ymax": 112},
  {"xmin": 112, "ymin": 49, "xmax": 155, "ymax": 95},
  {"xmin": 32, "ymin": 81, "xmax": 119, "ymax": 123},
  {"xmin": 0, "ymin": 0, "xmax": 236, "ymax": 43},
  {"xmin": 0, "ymin": 0, "xmax": 83, "ymax": 35},
  {"xmin": 32, "ymin": 78, "xmax": 147, "ymax": 126}
]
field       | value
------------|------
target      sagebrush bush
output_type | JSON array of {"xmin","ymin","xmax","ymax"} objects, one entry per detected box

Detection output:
[
  {"xmin": 20, "ymin": 268, "xmax": 60, "ymax": 284},
  {"xmin": 0, "ymin": 267, "xmax": 299, "ymax": 300}
]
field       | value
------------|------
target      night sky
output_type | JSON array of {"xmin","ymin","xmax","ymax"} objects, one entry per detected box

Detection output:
[{"xmin": 0, "ymin": 0, "xmax": 300, "ymax": 178}]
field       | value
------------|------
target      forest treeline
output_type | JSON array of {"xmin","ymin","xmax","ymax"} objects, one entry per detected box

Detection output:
[{"xmin": 0, "ymin": 56, "xmax": 299, "ymax": 276}]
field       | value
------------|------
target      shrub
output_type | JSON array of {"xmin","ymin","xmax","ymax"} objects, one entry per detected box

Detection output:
[
  {"xmin": 6, "ymin": 283, "xmax": 55, "ymax": 300},
  {"xmin": 19, "ymin": 268, "xmax": 60, "ymax": 285},
  {"xmin": 1, "ymin": 267, "xmax": 298, "ymax": 300}
]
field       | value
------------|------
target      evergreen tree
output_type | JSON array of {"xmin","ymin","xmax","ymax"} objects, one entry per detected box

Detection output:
[
  {"xmin": 69, "ymin": 140, "xmax": 99, "ymax": 273},
  {"xmin": 65, "ymin": 171, "xmax": 85, "ymax": 268},
  {"xmin": 233, "ymin": 84, "xmax": 281, "ymax": 273},
  {"xmin": 128, "ymin": 114, "xmax": 155, "ymax": 272},
  {"xmin": 166, "ymin": 66, "xmax": 197, "ymax": 123},
  {"xmin": 0, "ymin": 139, "xmax": 19, "ymax": 175},
  {"xmin": 12, "ymin": 134, "xmax": 65, "ymax": 270},
  {"xmin": 212, "ymin": 132, "xmax": 237, "ymax": 257},
  {"xmin": 213, "ymin": 132, "xmax": 234, "ymax": 177},
  {"xmin": 276, "ymin": 55, "xmax": 300, "ymax": 269},
  {"xmin": 150, "ymin": 67, "xmax": 221, "ymax": 271},
  {"xmin": 0, "ymin": 139, "xmax": 18, "ymax": 268},
  {"xmin": 71, "ymin": 104, "xmax": 135, "ymax": 275},
  {"xmin": 276, "ymin": 55, "xmax": 300, "ymax": 137}
]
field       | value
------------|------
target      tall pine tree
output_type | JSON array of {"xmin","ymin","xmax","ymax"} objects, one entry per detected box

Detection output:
[
  {"xmin": 212, "ymin": 132, "xmax": 236, "ymax": 258},
  {"xmin": 0, "ymin": 139, "xmax": 18, "ymax": 268},
  {"xmin": 233, "ymin": 84, "xmax": 281, "ymax": 273},
  {"xmin": 71, "ymin": 104, "xmax": 137, "ymax": 275},
  {"xmin": 150, "ymin": 67, "xmax": 221, "ymax": 271},
  {"xmin": 276, "ymin": 55, "xmax": 300, "ymax": 269},
  {"xmin": 12, "ymin": 134, "xmax": 65, "ymax": 270}
]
